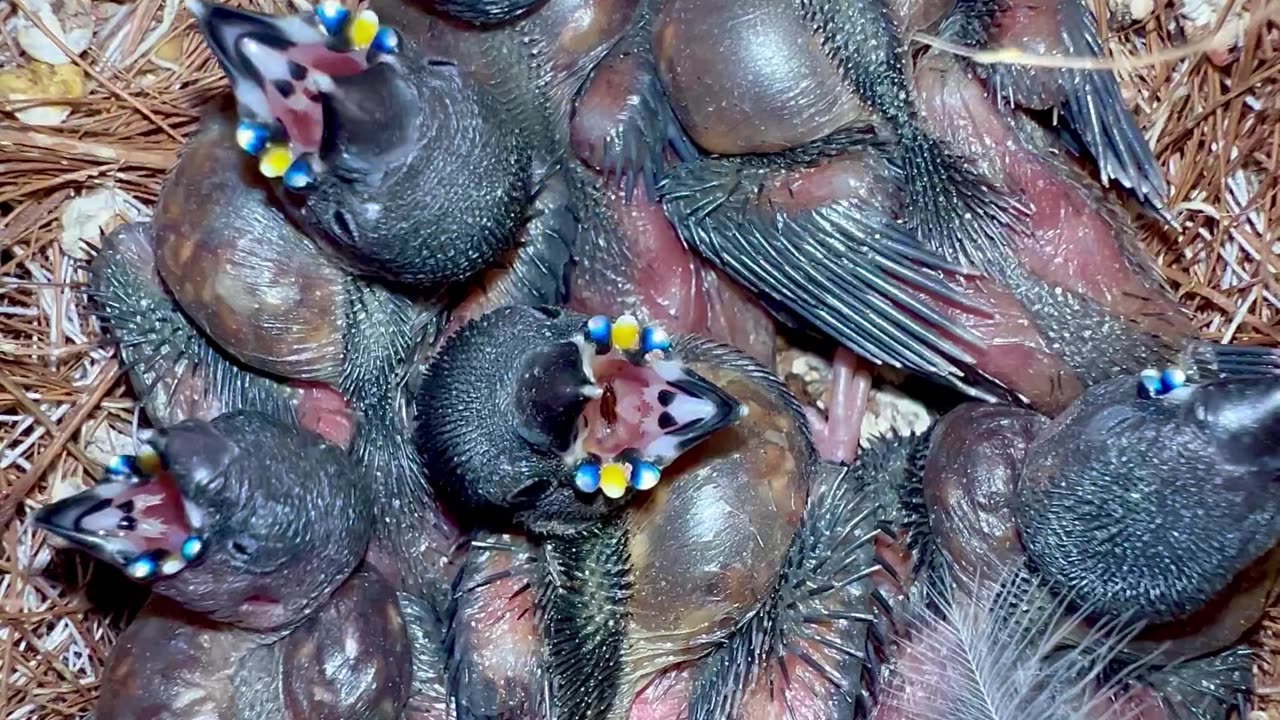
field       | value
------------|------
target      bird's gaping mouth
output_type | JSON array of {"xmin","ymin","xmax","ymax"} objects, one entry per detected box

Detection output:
[
  {"xmin": 564, "ymin": 314, "xmax": 745, "ymax": 498},
  {"xmin": 187, "ymin": 0, "xmax": 401, "ymax": 189},
  {"xmin": 34, "ymin": 439, "xmax": 207, "ymax": 582}
]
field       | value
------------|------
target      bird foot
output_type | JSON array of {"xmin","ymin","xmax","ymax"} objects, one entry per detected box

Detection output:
[{"xmin": 805, "ymin": 347, "xmax": 872, "ymax": 464}]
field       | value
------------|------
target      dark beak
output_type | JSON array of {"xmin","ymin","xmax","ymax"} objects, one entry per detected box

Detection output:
[
  {"xmin": 639, "ymin": 357, "xmax": 744, "ymax": 461},
  {"xmin": 1191, "ymin": 377, "xmax": 1280, "ymax": 472}
]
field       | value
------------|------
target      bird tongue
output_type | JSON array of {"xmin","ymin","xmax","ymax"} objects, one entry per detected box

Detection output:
[
  {"xmin": 34, "ymin": 460, "xmax": 204, "ymax": 581},
  {"xmin": 551, "ymin": 314, "xmax": 745, "ymax": 497},
  {"xmin": 240, "ymin": 40, "xmax": 351, "ymax": 155}
]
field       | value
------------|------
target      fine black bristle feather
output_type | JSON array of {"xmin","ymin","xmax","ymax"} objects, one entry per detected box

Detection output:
[
  {"xmin": 539, "ymin": 521, "xmax": 631, "ymax": 720},
  {"xmin": 1183, "ymin": 340, "xmax": 1280, "ymax": 380},
  {"xmin": 400, "ymin": 590, "xmax": 451, "ymax": 719},
  {"xmin": 1116, "ymin": 644, "xmax": 1254, "ymax": 720},
  {"xmin": 943, "ymin": 0, "xmax": 1168, "ymax": 213},
  {"xmin": 686, "ymin": 445, "xmax": 907, "ymax": 720},
  {"xmin": 89, "ymin": 224, "xmax": 297, "ymax": 426},
  {"xmin": 445, "ymin": 533, "xmax": 550, "ymax": 720},
  {"xmin": 791, "ymin": 0, "xmax": 1031, "ymax": 278},
  {"xmin": 589, "ymin": 0, "xmax": 693, "ymax": 203}
]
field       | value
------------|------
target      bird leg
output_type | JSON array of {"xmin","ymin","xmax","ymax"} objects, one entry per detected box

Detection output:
[{"xmin": 805, "ymin": 348, "xmax": 873, "ymax": 464}]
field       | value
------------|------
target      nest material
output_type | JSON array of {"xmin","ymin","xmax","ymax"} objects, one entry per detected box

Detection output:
[{"xmin": 0, "ymin": 0, "xmax": 1276, "ymax": 716}]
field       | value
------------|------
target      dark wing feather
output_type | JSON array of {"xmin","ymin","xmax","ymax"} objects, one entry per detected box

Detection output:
[
  {"xmin": 972, "ymin": 0, "xmax": 1168, "ymax": 210},
  {"xmin": 661, "ymin": 145, "xmax": 1002, "ymax": 400},
  {"xmin": 1182, "ymin": 339, "xmax": 1280, "ymax": 380}
]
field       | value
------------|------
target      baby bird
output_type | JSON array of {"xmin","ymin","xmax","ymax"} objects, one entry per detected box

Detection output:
[
  {"xmin": 88, "ymin": 135, "xmax": 457, "ymax": 603},
  {"xmin": 654, "ymin": 4, "xmax": 1278, "ymax": 412},
  {"xmin": 417, "ymin": 306, "xmax": 901, "ymax": 719},
  {"xmin": 35, "ymin": 412, "xmax": 413, "ymax": 719},
  {"xmin": 187, "ymin": 0, "xmax": 781, "ymax": 372},
  {"xmin": 187, "ymin": 0, "xmax": 537, "ymax": 287},
  {"xmin": 882, "ymin": 368, "xmax": 1280, "ymax": 719},
  {"xmin": 372, "ymin": 0, "xmax": 781, "ymax": 365}
]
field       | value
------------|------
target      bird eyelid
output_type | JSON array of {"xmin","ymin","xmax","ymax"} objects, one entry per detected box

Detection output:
[
  {"xmin": 1079, "ymin": 404, "xmax": 1142, "ymax": 439},
  {"xmin": 150, "ymin": 421, "xmax": 240, "ymax": 495}
]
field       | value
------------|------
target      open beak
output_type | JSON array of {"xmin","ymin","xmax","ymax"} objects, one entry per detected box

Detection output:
[
  {"xmin": 186, "ymin": 0, "xmax": 400, "ymax": 185},
  {"xmin": 566, "ymin": 314, "xmax": 745, "ymax": 498},
  {"xmin": 34, "ymin": 448, "xmax": 207, "ymax": 581}
]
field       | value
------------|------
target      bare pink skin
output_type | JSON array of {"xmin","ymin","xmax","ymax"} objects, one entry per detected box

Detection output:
[
  {"xmin": 631, "ymin": 639, "xmax": 864, "ymax": 719},
  {"xmin": 567, "ymin": 182, "xmax": 778, "ymax": 366},
  {"xmin": 753, "ymin": 152, "xmax": 897, "ymax": 213},
  {"xmin": 629, "ymin": 666, "xmax": 695, "ymax": 720},
  {"xmin": 290, "ymin": 381, "xmax": 355, "ymax": 450},
  {"xmin": 918, "ymin": 274, "xmax": 1084, "ymax": 413},
  {"xmin": 562, "ymin": 28, "xmax": 876, "ymax": 717},
  {"xmin": 456, "ymin": 570, "xmax": 543, "ymax": 699},
  {"xmin": 736, "ymin": 654, "xmax": 842, "ymax": 719},
  {"xmin": 568, "ymin": 184, "xmax": 702, "ymax": 329},
  {"xmin": 913, "ymin": 52, "xmax": 1193, "ymax": 345},
  {"xmin": 605, "ymin": 184, "xmax": 706, "ymax": 330},
  {"xmin": 568, "ymin": 51, "xmax": 779, "ymax": 366},
  {"xmin": 806, "ymin": 348, "xmax": 873, "ymax": 464},
  {"xmin": 570, "ymin": 49, "xmax": 653, "ymax": 176},
  {"xmin": 445, "ymin": 537, "xmax": 547, "ymax": 718}
]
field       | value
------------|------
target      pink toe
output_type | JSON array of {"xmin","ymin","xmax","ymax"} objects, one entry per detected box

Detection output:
[{"xmin": 823, "ymin": 348, "xmax": 872, "ymax": 464}]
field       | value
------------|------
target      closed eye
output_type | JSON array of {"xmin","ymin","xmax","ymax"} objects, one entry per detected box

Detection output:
[
  {"xmin": 228, "ymin": 537, "xmax": 258, "ymax": 564},
  {"xmin": 506, "ymin": 478, "xmax": 548, "ymax": 505},
  {"xmin": 1083, "ymin": 405, "xmax": 1141, "ymax": 438}
]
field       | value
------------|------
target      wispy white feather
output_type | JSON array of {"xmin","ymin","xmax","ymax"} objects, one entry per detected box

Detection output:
[{"xmin": 875, "ymin": 558, "xmax": 1162, "ymax": 720}]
